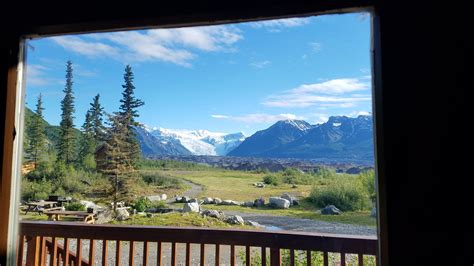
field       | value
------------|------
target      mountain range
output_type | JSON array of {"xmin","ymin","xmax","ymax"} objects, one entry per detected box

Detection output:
[
  {"xmin": 228, "ymin": 115, "xmax": 374, "ymax": 162},
  {"xmin": 137, "ymin": 115, "xmax": 374, "ymax": 162},
  {"xmin": 137, "ymin": 126, "xmax": 245, "ymax": 156}
]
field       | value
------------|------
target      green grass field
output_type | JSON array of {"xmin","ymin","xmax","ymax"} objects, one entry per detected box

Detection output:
[{"xmin": 147, "ymin": 168, "xmax": 376, "ymax": 227}]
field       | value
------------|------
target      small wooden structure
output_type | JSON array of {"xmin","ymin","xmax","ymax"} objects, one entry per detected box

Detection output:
[{"xmin": 43, "ymin": 210, "xmax": 96, "ymax": 224}]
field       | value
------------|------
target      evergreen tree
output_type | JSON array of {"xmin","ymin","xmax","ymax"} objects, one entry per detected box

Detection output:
[
  {"xmin": 79, "ymin": 111, "xmax": 96, "ymax": 169},
  {"xmin": 118, "ymin": 65, "xmax": 144, "ymax": 164},
  {"xmin": 98, "ymin": 113, "xmax": 137, "ymax": 211},
  {"xmin": 26, "ymin": 94, "xmax": 47, "ymax": 168},
  {"xmin": 89, "ymin": 94, "xmax": 105, "ymax": 144},
  {"xmin": 119, "ymin": 65, "xmax": 144, "ymax": 123},
  {"xmin": 57, "ymin": 60, "xmax": 76, "ymax": 164}
]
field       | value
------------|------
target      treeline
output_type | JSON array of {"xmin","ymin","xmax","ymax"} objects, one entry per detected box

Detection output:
[{"xmin": 23, "ymin": 61, "xmax": 144, "ymax": 209}]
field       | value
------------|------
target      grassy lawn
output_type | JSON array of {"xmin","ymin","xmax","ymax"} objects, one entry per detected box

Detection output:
[
  {"xmin": 153, "ymin": 169, "xmax": 313, "ymax": 201},
  {"xmin": 110, "ymin": 212, "xmax": 254, "ymax": 229},
  {"xmin": 151, "ymin": 168, "xmax": 376, "ymax": 227}
]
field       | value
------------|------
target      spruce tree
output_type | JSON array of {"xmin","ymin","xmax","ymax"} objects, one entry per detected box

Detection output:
[
  {"xmin": 118, "ymin": 65, "xmax": 144, "ymax": 164},
  {"xmin": 98, "ymin": 113, "xmax": 137, "ymax": 211},
  {"xmin": 119, "ymin": 65, "xmax": 144, "ymax": 123},
  {"xmin": 57, "ymin": 60, "xmax": 76, "ymax": 164},
  {"xmin": 79, "ymin": 111, "xmax": 96, "ymax": 169},
  {"xmin": 89, "ymin": 94, "xmax": 105, "ymax": 144},
  {"xmin": 26, "ymin": 93, "xmax": 47, "ymax": 169}
]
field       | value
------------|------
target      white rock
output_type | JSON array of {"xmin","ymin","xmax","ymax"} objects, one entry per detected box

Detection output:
[
  {"xmin": 226, "ymin": 215, "xmax": 244, "ymax": 225},
  {"xmin": 183, "ymin": 202, "xmax": 200, "ymax": 213},
  {"xmin": 269, "ymin": 197, "xmax": 290, "ymax": 209}
]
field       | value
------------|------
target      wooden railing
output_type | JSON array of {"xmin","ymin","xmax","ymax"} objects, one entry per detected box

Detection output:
[{"xmin": 18, "ymin": 221, "xmax": 377, "ymax": 265}]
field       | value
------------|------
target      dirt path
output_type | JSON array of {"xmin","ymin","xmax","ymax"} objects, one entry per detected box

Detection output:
[
  {"xmin": 166, "ymin": 179, "xmax": 203, "ymax": 203},
  {"xmin": 224, "ymin": 210, "xmax": 376, "ymax": 236}
]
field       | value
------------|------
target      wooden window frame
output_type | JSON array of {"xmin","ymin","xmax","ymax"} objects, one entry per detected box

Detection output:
[{"xmin": 0, "ymin": 3, "xmax": 387, "ymax": 265}]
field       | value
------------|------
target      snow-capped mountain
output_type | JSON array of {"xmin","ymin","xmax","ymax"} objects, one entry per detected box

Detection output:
[{"xmin": 142, "ymin": 126, "xmax": 246, "ymax": 156}]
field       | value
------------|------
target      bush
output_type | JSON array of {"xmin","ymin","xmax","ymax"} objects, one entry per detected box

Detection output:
[
  {"xmin": 263, "ymin": 175, "xmax": 279, "ymax": 186},
  {"xmin": 309, "ymin": 177, "xmax": 370, "ymax": 211},
  {"xmin": 141, "ymin": 173, "xmax": 183, "ymax": 188},
  {"xmin": 358, "ymin": 170, "xmax": 376, "ymax": 202},
  {"xmin": 133, "ymin": 197, "xmax": 151, "ymax": 212},
  {"xmin": 65, "ymin": 202, "xmax": 85, "ymax": 211},
  {"xmin": 21, "ymin": 177, "xmax": 53, "ymax": 201}
]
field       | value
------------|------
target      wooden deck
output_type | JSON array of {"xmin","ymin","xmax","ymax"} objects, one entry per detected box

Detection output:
[{"xmin": 18, "ymin": 221, "xmax": 378, "ymax": 265}]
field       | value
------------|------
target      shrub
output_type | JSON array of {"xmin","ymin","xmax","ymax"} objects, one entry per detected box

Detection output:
[
  {"xmin": 65, "ymin": 202, "xmax": 85, "ymax": 211},
  {"xmin": 309, "ymin": 177, "xmax": 370, "ymax": 211},
  {"xmin": 141, "ymin": 173, "xmax": 183, "ymax": 188},
  {"xmin": 358, "ymin": 170, "xmax": 376, "ymax": 202},
  {"xmin": 263, "ymin": 175, "xmax": 279, "ymax": 186},
  {"xmin": 133, "ymin": 197, "xmax": 151, "ymax": 212},
  {"xmin": 21, "ymin": 177, "xmax": 53, "ymax": 201}
]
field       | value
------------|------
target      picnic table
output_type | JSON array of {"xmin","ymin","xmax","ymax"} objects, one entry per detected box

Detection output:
[
  {"xmin": 23, "ymin": 201, "xmax": 61, "ymax": 215},
  {"xmin": 44, "ymin": 210, "xmax": 96, "ymax": 224}
]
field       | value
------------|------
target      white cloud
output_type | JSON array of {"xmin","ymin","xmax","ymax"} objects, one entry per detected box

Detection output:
[
  {"xmin": 309, "ymin": 42, "xmax": 322, "ymax": 53},
  {"xmin": 348, "ymin": 110, "xmax": 371, "ymax": 117},
  {"xmin": 212, "ymin": 113, "xmax": 305, "ymax": 124},
  {"xmin": 26, "ymin": 64, "xmax": 61, "ymax": 87},
  {"xmin": 249, "ymin": 17, "xmax": 311, "ymax": 30},
  {"xmin": 211, "ymin": 115, "xmax": 230, "ymax": 119},
  {"xmin": 51, "ymin": 36, "xmax": 120, "ymax": 58},
  {"xmin": 313, "ymin": 114, "xmax": 329, "ymax": 124},
  {"xmin": 262, "ymin": 78, "xmax": 371, "ymax": 108},
  {"xmin": 292, "ymin": 79, "xmax": 368, "ymax": 94},
  {"xmin": 250, "ymin": 60, "xmax": 271, "ymax": 69},
  {"xmin": 50, "ymin": 25, "xmax": 243, "ymax": 66}
]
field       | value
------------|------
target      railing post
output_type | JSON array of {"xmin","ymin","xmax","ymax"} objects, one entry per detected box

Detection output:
[
  {"xmin": 26, "ymin": 236, "xmax": 41, "ymax": 266},
  {"xmin": 270, "ymin": 248, "xmax": 280, "ymax": 266}
]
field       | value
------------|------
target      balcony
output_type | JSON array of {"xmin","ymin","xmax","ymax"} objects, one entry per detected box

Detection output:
[{"xmin": 18, "ymin": 221, "xmax": 377, "ymax": 265}]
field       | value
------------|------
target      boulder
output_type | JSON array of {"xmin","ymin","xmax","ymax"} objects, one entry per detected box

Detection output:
[
  {"xmin": 175, "ymin": 196, "xmax": 182, "ymax": 203},
  {"xmin": 292, "ymin": 199, "xmax": 299, "ymax": 206},
  {"xmin": 281, "ymin": 193, "xmax": 295, "ymax": 205},
  {"xmin": 321, "ymin": 205, "xmax": 342, "ymax": 215},
  {"xmin": 95, "ymin": 209, "xmax": 114, "ymax": 224},
  {"xmin": 243, "ymin": 201, "xmax": 255, "ymax": 207},
  {"xmin": 213, "ymin": 198, "xmax": 222, "ymax": 204},
  {"xmin": 225, "ymin": 215, "xmax": 244, "ymax": 225},
  {"xmin": 182, "ymin": 196, "xmax": 191, "ymax": 203},
  {"xmin": 245, "ymin": 220, "xmax": 262, "ymax": 227},
  {"xmin": 183, "ymin": 202, "xmax": 200, "ymax": 213},
  {"xmin": 189, "ymin": 198, "xmax": 198, "ymax": 203},
  {"xmin": 203, "ymin": 197, "xmax": 214, "ymax": 204},
  {"xmin": 161, "ymin": 194, "xmax": 167, "ymax": 201},
  {"xmin": 80, "ymin": 200, "xmax": 103, "ymax": 210},
  {"xmin": 269, "ymin": 197, "xmax": 290, "ymax": 209},
  {"xmin": 371, "ymin": 207, "xmax": 377, "ymax": 217},
  {"xmin": 253, "ymin": 182, "xmax": 265, "ymax": 188},
  {"xmin": 116, "ymin": 208, "xmax": 130, "ymax": 221},
  {"xmin": 219, "ymin": 200, "xmax": 241, "ymax": 206},
  {"xmin": 201, "ymin": 210, "xmax": 223, "ymax": 219},
  {"xmin": 146, "ymin": 195, "xmax": 162, "ymax": 202},
  {"xmin": 254, "ymin": 197, "xmax": 265, "ymax": 207}
]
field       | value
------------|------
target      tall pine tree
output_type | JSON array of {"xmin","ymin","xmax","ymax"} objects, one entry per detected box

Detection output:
[
  {"xmin": 57, "ymin": 60, "xmax": 76, "ymax": 164},
  {"xmin": 89, "ymin": 94, "xmax": 105, "ymax": 144},
  {"xmin": 26, "ymin": 93, "xmax": 47, "ymax": 169},
  {"xmin": 79, "ymin": 111, "xmax": 96, "ymax": 169},
  {"xmin": 118, "ymin": 65, "xmax": 144, "ymax": 164},
  {"xmin": 98, "ymin": 113, "xmax": 137, "ymax": 211}
]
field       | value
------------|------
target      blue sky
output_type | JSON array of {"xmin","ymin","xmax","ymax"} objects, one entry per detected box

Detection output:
[{"xmin": 25, "ymin": 12, "xmax": 372, "ymax": 136}]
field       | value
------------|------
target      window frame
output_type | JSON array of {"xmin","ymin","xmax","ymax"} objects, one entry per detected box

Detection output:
[{"xmin": 0, "ymin": 5, "xmax": 387, "ymax": 265}]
